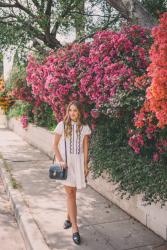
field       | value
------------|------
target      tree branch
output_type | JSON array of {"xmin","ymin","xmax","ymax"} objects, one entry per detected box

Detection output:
[
  {"xmin": 75, "ymin": 14, "xmax": 120, "ymax": 43},
  {"xmin": 107, "ymin": 0, "xmax": 156, "ymax": 28},
  {"xmin": 0, "ymin": 1, "xmax": 17, "ymax": 8},
  {"xmin": 44, "ymin": 0, "xmax": 52, "ymax": 34},
  {"xmin": 31, "ymin": 0, "xmax": 40, "ymax": 8},
  {"xmin": 69, "ymin": 10, "xmax": 111, "ymax": 18},
  {"xmin": 0, "ymin": 1, "xmax": 36, "ymax": 18},
  {"xmin": 107, "ymin": 0, "xmax": 130, "ymax": 19},
  {"xmin": 0, "ymin": 20, "xmax": 15, "ymax": 25},
  {"xmin": 51, "ymin": 1, "xmax": 76, "ymax": 36},
  {"xmin": 0, "ymin": 14, "xmax": 16, "ymax": 19},
  {"xmin": 32, "ymin": 38, "xmax": 48, "ymax": 54},
  {"xmin": 14, "ymin": 0, "xmax": 36, "ymax": 18},
  {"xmin": 40, "ymin": 0, "xmax": 45, "ymax": 11},
  {"xmin": 45, "ymin": 0, "xmax": 52, "ymax": 16}
]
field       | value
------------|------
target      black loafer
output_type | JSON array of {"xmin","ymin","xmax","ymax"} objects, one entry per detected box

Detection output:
[
  {"xmin": 63, "ymin": 220, "xmax": 72, "ymax": 229},
  {"xmin": 72, "ymin": 232, "xmax": 81, "ymax": 245}
]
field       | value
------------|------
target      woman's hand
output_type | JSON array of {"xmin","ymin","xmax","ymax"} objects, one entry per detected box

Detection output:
[
  {"xmin": 59, "ymin": 161, "xmax": 67, "ymax": 169},
  {"xmin": 84, "ymin": 164, "xmax": 90, "ymax": 177},
  {"xmin": 83, "ymin": 135, "xmax": 90, "ymax": 178}
]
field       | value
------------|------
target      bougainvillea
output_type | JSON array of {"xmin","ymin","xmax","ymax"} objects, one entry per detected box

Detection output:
[
  {"xmin": 0, "ymin": 77, "xmax": 4, "ymax": 92},
  {"xmin": 146, "ymin": 12, "xmax": 167, "ymax": 128},
  {"xmin": 80, "ymin": 25, "xmax": 151, "ymax": 113},
  {"xmin": 135, "ymin": 13, "xmax": 167, "ymax": 129},
  {"xmin": 26, "ymin": 43, "xmax": 94, "ymax": 123},
  {"xmin": 8, "ymin": 22, "xmax": 167, "ymax": 204},
  {"xmin": 8, "ymin": 65, "xmax": 55, "ymax": 128},
  {"xmin": 0, "ymin": 77, "xmax": 15, "ymax": 113},
  {"xmin": 26, "ymin": 25, "xmax": 151, "ymax": 126},
  {"xmin": 20, "ymin": 115, "xmax": 28, "ymax": 128},
  {"xmin": 128, "ymin": 13, "xmax": 167, "ymax": 161},
  {"xmin": 10, "ymin": 66, "xmax": 35, "ymax": 103}
]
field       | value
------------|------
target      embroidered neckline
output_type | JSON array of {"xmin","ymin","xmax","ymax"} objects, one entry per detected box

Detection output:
[
  {"xmin": 71, "ymin": 120, "xmax": 77, "ymax": 125},
  {"xmin": 69, "ymin": 124, "xmax": 83, "ymax": 154}
]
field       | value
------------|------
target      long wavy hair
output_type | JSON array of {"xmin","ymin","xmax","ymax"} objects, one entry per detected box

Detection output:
[{"xmin": 63, "ymin": 101, "xmax": 86, "ymax": 138}]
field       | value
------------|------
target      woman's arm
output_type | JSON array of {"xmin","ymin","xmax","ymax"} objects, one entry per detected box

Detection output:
[
  {"xmin": 83, "ymin": 135, "xmax": 90, "ymax": 176},
  {"xmin": 53, "ymin": 133, "xmax": 63, "ymax": 162}
]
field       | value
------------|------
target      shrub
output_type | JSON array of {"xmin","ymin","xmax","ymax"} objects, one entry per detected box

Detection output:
[
  {"xmin": 90, "ymin": 117, "xmax": 167, "ymax": 206},
  {"xmin": 24, "ymin": 22, "xmax": 167, "ymax": 205},
  {"xmin": 129, "ymin": 12, "xmax": 167, "ymax": 162},
  {"xmin": 7, "ymin": 64, "xmax": 56, "ymax": 129},
  {"xmin": 27, "ymin": 25, "xmax": 151, "ymax": 129}
]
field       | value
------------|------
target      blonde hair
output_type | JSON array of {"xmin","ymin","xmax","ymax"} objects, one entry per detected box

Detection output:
[{"xmin": 63, "ymin": 101, "xmax": 86, "ymax": 137}]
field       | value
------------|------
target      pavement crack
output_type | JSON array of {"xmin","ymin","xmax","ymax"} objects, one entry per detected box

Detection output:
[
  {"xmin": 123, "ymin": 242, "xmax": 165, "ymax": 250},
  {"xmin": 152, "ymin": 242, "xmax": 167, "ymax": 249},
  {"xmin": 81, "ymin": 217, "xmax": 131, "ymax": 228},
  {"xmin": 4, "ymin": 159, "xmax": 50, "ymax": 163}
]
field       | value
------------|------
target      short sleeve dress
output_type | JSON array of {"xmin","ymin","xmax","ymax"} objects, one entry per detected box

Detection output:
[{"xmin": 54, "ymin": 120, "xmax": 91, "ymax": 189}]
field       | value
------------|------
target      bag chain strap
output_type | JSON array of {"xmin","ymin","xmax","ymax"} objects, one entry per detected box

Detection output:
[{"xmin": 64, "ymin": 122, "xmax": 67, "ymax": 167}]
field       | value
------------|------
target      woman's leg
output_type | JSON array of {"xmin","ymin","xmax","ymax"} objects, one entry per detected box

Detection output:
[
  {"xmin": 66, "ymin": 213, "xmax": 70, "ymax": 221},
  {"xmin": 64, "ymin": 185, "xmax": 78, "ymax": 233}
]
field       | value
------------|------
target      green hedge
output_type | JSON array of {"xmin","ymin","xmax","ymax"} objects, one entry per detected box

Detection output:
[
  {"xmin": 89, "ymin": 118, "xmax": 167, "ymax": 207},
  {"xmin": 7, "ymin": 100, "xmax": 56, "ymax": 131}
]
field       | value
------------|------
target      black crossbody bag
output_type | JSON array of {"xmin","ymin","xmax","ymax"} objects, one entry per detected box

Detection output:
[{"xmin": 49, "ymin": 123, "xmax": 68, "ymax": 180}]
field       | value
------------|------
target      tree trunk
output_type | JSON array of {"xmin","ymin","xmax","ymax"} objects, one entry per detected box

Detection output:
[
  {"xmin": 107, "ymin": 0, "xmax": 156, "ymax": 28},
  {"xmin": 75, "ymin": 1, "xmax": 85, "ymax": 39}
]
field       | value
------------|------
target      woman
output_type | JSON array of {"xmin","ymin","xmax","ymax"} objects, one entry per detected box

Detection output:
[{"xmin": 53, "ymin": 100, "xmax": 91, "ymax": 245}]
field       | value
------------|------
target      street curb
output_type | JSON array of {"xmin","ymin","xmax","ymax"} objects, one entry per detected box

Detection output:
[{"xmin": 0, "ymin": 158, "xmax": 50, "ymax": 250}]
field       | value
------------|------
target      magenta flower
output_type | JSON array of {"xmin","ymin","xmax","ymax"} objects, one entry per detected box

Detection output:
[
  {"xmin": 153, "ymin": 152, "xmax": 160, "ymax": 162},
  {"xmin": 21, "ymin": 115, "xmax": 28, "ymax": 128},
  {"xmin": 90, "ymin": 109, "xmax": 100, "ymax": 119}
]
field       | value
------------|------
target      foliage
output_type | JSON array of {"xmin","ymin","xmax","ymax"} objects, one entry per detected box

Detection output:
[
  {"xmin": 141, "ymin": 0, "xmax": 167, "ymax": 19},
  {"xmin": 79, "ymin": 25, "xmax": 151, "ymax": 115},
  {"xmin": 129, "ymin": 12, "xmax": 167, "ymax": 162},
  {"xmin": 7, "ymin": 100, "xmax": 33, "ymax": 119},
  {"xmin": 0, "ymin": 77, "xmax": 4, "ymax": 92},
  {"xmin": 7, "ymin": 64, "xmax": 34, "ymax": 103},
  {"xmin": 7, "ymin": 63, "xmax": 56, "ymax": 129},
  {"xmin": 90, "ymin": 119, "xmax": 167, "ymax": 206},
  {"xmin": 26, "ymin": 42, "xmax": 95, "ymax": 123},
  {"xmin": 26, "ymin": 25, "xmax": 151, "ymax": 128},
  {"xmin": 9, "ymin": 19, "xmax": 167, "ymax": 204},
  {"xmin": 0, "ymin": 0, "xmax": 166, "ymax": 53},
  {"xmin": 0, "ymin": 0, "xmax": 118, "ymax": 52},
  {"xmin": 0, "ymin": 77, "xmax": 15, "ymax": 113},
  {"xmin": 146, "ymin": 12, "xmax": 167, "ymax": 128},
  {"xmin": 8, "ymin": 99, "xmax": 56, "ymax": 129}
]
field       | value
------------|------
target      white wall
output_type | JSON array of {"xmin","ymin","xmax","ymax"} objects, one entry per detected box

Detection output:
[{"xmin": 3, "ymin": 49, "xmax": 15, "ymax": 82}]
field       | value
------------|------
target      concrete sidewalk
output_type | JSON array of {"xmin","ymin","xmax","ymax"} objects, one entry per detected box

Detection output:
[
  {"xmin": 0, "ymin": 128, "xmax": 167, "ymax": 250},
  {"xmin": 0, "ymin": 176, "xmax": 26, "ymax": 250}
]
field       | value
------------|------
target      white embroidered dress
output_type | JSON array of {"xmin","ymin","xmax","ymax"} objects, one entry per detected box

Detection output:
[{"xmin": 54, "ymin": 120, "xmax": 91, "ymax": 189}]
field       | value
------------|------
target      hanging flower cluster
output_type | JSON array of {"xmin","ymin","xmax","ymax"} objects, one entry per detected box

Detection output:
[
  {"xmin": 20, "ymin": 115, "xmax": 28, "ymax": 128},
  {"xmin": 146, "ymin": 12, "xmax": 167, "ymax": 128},
  {"xmin": 128, "ymin": 12, "xmax": 167, "ymax": 161},
  {"xmin": 0, "ymin": 77, "xmax": 4, "ymax": 92},
  {"xmin": 26, "ymin": 25, "xmax": 151, "ymax": 125},
  {"xmin": 135, "ymin": 12, "xmax": 167, "ymax": 129},
  {"xmin": 10, "ymin": 67, "xmax": 35, "ymax": 103},
  {"xmin": 26, "ymin": 43, "xmax": 93, "ymax": 122},
  {"xmin": 9, "ymin": 66, "xmax": 53, "ymax": 128},
  {"xmin": 0, "ymin": 77, "xmax": 15, "ymax": 113},
  {"xmin": 80, "ymin": 25, "xmax": 150, "ymax": 112},
  {"xmin": 128, "ymin": 129, "xmax": 144, "ymax": 154}
]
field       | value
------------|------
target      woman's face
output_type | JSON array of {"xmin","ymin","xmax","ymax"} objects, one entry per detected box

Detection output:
[{"xmin": 69, "ymin": 104, "xmax": 79, "ymax": 121}]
